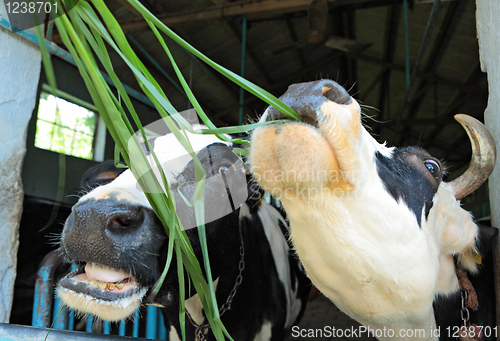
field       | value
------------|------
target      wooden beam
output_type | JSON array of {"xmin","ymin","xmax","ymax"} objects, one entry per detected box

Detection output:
[
  {"xmin": 395, "ymin": 1, "xmax": 464, "ymax": 146},
  {"xmin": 346, "ymin": 10, "xmax": 359, "ymax": 98},
  {"xmin": 116, "ymin": 0, "xmax": 403, "ymax": 33},
  {"xmin": 359, "ymin": 67, "xmax": 387, "ymax": 102},
  {"xmin": 377, "ymin": 2, "xmax": 401, "ymax": 131},
  {"xmin": 227, "ymin": 20, "xmax": 274, "ymax": 85},
  {"xmin": 417, "ymin": 64, "xmax": 484, "ymax": 145},
  {"xmin": 285, "ymin": 16, "xmax": 308, "ymax": 74},
  {"xmin": 212, "ymin": 51, "xmax": 343, "ymax": 119}
]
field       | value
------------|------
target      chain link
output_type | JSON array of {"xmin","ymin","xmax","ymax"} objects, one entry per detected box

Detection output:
[{"xmin": 460, "ymin": 289, "xmax": 470, "ymax": 328}]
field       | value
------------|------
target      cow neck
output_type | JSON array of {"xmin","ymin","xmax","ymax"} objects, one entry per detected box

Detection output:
[{"xmin": 186, "ymin": 222, "xmax": 245, "ymax": 341}]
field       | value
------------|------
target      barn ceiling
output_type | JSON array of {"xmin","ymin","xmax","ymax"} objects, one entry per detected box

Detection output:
[{"xmin": 54, "ymin": 0, "xmax": 488, "ymax": 177}]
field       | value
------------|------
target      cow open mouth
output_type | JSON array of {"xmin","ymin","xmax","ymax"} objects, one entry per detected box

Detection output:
[{"xmin": 57, "ymin": 262, "xmax": 148, "ymax": 321}]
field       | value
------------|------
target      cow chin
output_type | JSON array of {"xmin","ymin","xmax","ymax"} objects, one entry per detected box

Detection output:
[
  {"xmin": 57, "ymin": 263, "xmax": 148, "ymax": 321},
  {"xmin": 250, "ymin": 97, "xmax": 366, "ymax": 199}
]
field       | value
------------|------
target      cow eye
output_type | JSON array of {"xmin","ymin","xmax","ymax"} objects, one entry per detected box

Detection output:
[{"xmin": 423, "ymin": 159, "xmax": 441, "ymax": 177}]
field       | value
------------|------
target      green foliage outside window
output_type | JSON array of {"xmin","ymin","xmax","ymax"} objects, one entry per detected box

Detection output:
[{"xmin": 35, "ymin": 92, "xmax": 96, "ymax": 160}]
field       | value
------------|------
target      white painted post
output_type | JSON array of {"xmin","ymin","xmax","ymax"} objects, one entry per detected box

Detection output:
[
  {"xmin": 476, "ymin": 1, "xmax": 500, "ymax": 339},
  {"xmin": 0, "ymin": 5, "xmax": 42, "ymax": 321}
]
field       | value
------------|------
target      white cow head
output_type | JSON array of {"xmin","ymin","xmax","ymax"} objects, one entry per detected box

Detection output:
[{"xmin": 249, "ymin": 79, "xmax": 496, "ymax": 340}]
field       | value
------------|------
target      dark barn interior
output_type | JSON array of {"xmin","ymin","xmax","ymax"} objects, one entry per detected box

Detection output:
[{"xmin": 11, "ymin": 0, "xmax": 491, "ymax": 339}]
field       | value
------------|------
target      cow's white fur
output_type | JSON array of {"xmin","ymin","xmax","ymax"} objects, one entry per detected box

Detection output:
[
  {"xmin": 249, "ymin": 97, "xmax": 479, "ymax": 341},
  {"xmin": 253, "ymin": 321, "xmax": 273, "ymax": 341}
]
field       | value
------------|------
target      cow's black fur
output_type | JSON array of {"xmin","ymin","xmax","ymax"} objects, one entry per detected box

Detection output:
[{"xmin": 374, "ymin": 147, "xmax": 443, "ymax": 226}]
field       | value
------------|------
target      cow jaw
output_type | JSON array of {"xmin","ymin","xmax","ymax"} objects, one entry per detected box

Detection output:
[{"xmin": 57, "ymin": 262, "xmax": 147, "ymax": 321}]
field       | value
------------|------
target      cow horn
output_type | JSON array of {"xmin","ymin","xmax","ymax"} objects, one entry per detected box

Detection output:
[{"xmin": 449, "ymin": 114, "xmax": 497, "ymax": 200}]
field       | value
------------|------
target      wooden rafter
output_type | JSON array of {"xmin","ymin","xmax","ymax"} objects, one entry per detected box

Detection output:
[
  {"xmin": 346, "ymin": 10, "xmax": 359, "ymax": 98},
  {"xmin": 285, "ymin": 16, "xmax": 308, "ymax": 76},
  {"xmin": 415, "ymin": 64, "xmax": 484, "ymax": 147},
  {"xmin": 377, "ymin": 2, "xmax": 401, "ymax": 131},
  {"xmin": 396, "ymin": 1, "xmax": 465, "ymax": 146},
  {"xmin": 227, "ymin": 20, "xmax": 274, "ymax": 85},
  {"xmin": 115, "ymin": 0, "xmax": 405, "ymax": 33}
]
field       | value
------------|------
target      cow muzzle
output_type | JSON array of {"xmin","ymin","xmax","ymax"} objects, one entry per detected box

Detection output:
[
  {"xmin": 57, "ymin": 198, "xmax": 165, "ymax": 321},
  {"xmin": 250, "ymin": 80, "xmax": 362, "ymax": 196}
]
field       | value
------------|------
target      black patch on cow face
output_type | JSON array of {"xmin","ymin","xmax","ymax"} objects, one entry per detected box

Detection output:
[
  {"xmin": 80, "ymin": 160, "xmax": 127, "ymax": 191},
  {"xmin": 374, "ymin": 147, "xmax": 443, "ymax": 226}
]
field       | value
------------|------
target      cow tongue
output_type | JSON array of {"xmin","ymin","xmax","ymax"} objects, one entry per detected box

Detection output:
[{"xmin": 84, "ymin": 262, "xmax": 131, "ymax": 283}]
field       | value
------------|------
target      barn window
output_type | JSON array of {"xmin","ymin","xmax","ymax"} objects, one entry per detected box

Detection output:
[{"xmin": 34, "ymin": 88, "xmax": 106, "ymax": 161}]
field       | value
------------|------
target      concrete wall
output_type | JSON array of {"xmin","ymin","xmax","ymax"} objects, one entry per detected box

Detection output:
[
  {"xmin": 476, "ymin": 0, "xmax": 500, "ymax": 338},
  {"xmin": 0, "ymin": 27, "xmax": 41, "ymax": 321}
]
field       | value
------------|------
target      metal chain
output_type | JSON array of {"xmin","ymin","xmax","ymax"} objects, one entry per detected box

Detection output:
[
  {"xmin": 219, "ymin": 232, "xmax": 245, "ymax": 317},
  {"xmin": 460, "ymin": 289, "xmax": 470, "ymax": 329},
  {"xmin": 186, "ymin": 224, "xmax": 245, "ymax": 341}
]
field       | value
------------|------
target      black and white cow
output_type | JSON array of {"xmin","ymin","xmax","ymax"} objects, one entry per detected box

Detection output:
[
  {"xmin": 249, "ymin": 80, "xmax": 497, "ymax": 340},
  {"xmin": 57, "ymin": 131, "xmax": 310, "ymax": 341}
]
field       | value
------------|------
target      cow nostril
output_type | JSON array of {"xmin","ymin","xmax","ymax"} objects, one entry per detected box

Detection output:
[
  {"xmin": 107, "ymin": 209, "xmax": 146, "ymax": 234},
  {"xmin": 320, "ymin": 81, "xmax": 352, "ymax": 105},
  {"xmin": 112, "ymin": 217, "xmax": 132, "ymax": 228}
]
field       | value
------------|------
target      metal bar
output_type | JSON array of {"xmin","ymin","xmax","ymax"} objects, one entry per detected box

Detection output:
[
  {"xmin": 145, "ymin": 306, "xmax": 158, "ymax": 339},
  {"xmin": 239, "ymin": 17, "xmax": 248, "ymax": 126},
  {"xmin": 86, "ymin": 316, "xmax": 93, "ymax": 333},
  {"xmin": 52, "ymin": 296, "xmax": 69, "ymax": 330},
  {"xmin": 133, "ymin": 310, "xmax": 140, "ymax": 338},
  {"xmin": 0, "ymin": 323, "xmax": 152, "ymax": 340},
  {"xmin": 68, "ymin": 264, "xmax": 78, "ymax": 331},
  {"xmin": 118, "ymin": 320, "xmax": 126, "ymax": 337},
  {"xmin": 103, "ymin": 322, "xmax": 111, "ymax": 335},
  {"xmin": 37, "ymin": 118, "xmax": 95, "ymax": 137},
  {"xmin": 32, "ymin": 251, "xmax": 62, "ymax": 328},
  {"xmin": 157, "ymin": 310, "xmax": 167, "ymax": 340}
]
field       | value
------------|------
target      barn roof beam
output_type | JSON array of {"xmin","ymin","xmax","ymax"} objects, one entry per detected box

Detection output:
[
  {"xmin": 284, "ymin": 16, "xmax": 308, "ymax": 79},
  {"xmin": 395, "ymin": 1, "xmax": 465, "ymax": 146},
  {"xmin": 116, "ymin": 0, "xmax": 427, "ymax": 33},
  {"xmin": 416, "ymin": 64, "xmax": 484, "ymax": 146},
  {"xmin": 346, "ymin": 10, "xmax": 360, "ymax": 99},
  {"xmin": 227, "ymin": 20, "xmax": 274, "ymax": 85},
  {"xmin": 212, "ymin": 50, "xmax": 484, "ymax": 122},
  {"xmin": 376, "ymin": 2, "xmax": 401, "ymax": 135}
]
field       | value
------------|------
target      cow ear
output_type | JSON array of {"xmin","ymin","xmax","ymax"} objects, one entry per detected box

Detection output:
[{"xmin": 80, "ymin": 160, "xmax": 127, "ymax": 190}]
